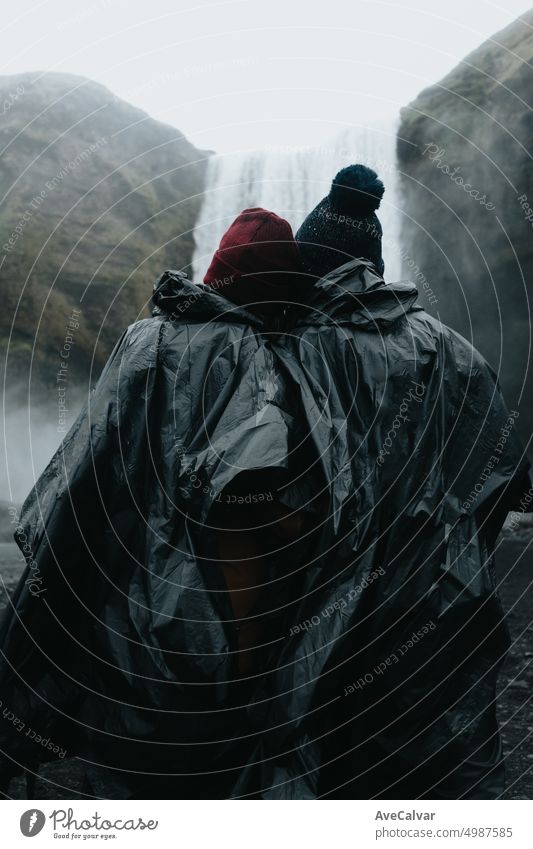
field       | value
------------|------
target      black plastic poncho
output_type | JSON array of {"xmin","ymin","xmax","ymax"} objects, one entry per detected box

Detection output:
[{"xmin": 0, "ymin": 263, "xmax": 529, "ymax": 799}]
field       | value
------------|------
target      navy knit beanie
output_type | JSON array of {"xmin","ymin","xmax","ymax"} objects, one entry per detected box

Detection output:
[{"xmin": 295, "ymin": 164, "xmax": 385, "ymax": 279}]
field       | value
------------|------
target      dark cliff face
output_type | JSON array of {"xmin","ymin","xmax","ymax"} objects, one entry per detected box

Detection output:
[
  {"xmin": 397, "ymin": 12, "xmax": 533, "ymax": 452},
  {"xmin": 0, "ymin": 72, "xmax": 208, "ymax": 393}
]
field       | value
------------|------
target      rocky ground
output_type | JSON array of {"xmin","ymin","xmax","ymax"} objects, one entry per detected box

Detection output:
[{"xmin": 1, "ymin": 528, "xmax": 532, "ymax": 800}]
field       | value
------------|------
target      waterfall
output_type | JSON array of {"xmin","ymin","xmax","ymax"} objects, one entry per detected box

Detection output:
[{"xmin": 192, "ymin": 121, "xmax": 403, "ymax": 284}]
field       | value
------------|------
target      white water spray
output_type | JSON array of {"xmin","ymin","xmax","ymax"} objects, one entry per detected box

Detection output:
[{"xmin": 192, "ymin": 122, "xmax": 402, "ymax": 283}]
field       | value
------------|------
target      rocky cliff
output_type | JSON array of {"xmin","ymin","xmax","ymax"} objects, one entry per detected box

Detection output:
[
  {"xmin": 397, "ymin": 11, "xmax": 533, "ymax": 453},
  {"xmin": 0, "ymin": 72, "xmax": 207, "ymax": 395}
]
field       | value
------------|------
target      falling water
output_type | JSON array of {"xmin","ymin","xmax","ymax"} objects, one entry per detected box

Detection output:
[{"xmin": 192, "ymin": 121, "xmax": 403, "ymax": 283}]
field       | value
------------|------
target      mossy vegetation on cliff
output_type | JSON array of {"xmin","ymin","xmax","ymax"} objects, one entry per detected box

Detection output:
[{"xmin": 0, "ymin": 72, "xmax": 208, "ymax": 396}]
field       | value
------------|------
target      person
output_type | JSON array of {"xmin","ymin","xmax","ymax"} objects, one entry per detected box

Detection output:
[
  {"xmin": 0, "ymin": 208, "xmax": 313, "ymax": 799},
  {"xmin": 229, "ymin": 165, "xmax": 532, "ymax": 799},
  {"xmin": 147, "ymin": 168, "xmax": 529, "ymax": 801}
]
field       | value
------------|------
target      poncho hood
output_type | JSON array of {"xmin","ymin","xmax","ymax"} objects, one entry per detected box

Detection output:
[
  {"xmin": 296, "ymin": 258, "xmax": 420, "ymax": 328},
  {"xmin": 152, "ymin": 269, "xmax": 265, "ymax": 327}
]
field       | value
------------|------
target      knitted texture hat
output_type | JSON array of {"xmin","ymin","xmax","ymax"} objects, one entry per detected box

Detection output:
[
  {"xmin": 204, "ymin": 207, "xmax": 308, "ymax": 313},
  {"xmin": 295, "ymin": 164, "xmax": 385, "ymax": 279}
]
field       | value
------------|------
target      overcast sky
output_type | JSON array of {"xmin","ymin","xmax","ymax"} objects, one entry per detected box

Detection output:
[{"xmin": 1, "ymin": 0, "xmax": 532, "ymax": 151}]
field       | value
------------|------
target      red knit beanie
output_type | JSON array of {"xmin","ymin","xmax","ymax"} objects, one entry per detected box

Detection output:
[{"xmin": 203, "ymin": 208, "xmax": 308, "ymax": 313}]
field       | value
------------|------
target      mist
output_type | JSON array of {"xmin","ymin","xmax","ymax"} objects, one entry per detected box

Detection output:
[{"xmin": 0, "ymin": 393, "xmax": 83, "ymax": 506}]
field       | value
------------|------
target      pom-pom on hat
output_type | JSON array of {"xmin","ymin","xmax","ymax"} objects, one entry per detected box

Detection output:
[{"xmin": 296, "ymin": 164, "xmax": 385, "ymax": 280}]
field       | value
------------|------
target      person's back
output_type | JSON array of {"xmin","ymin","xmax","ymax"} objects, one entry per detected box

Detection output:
[
  {"xmin": 246, "ymin": 164, "xmax": 530, "ymax": 799},
  {"xmin": 0, "ymin": 252, "xmax": 310, "ymax": 798},
  {"xmin": 268, "ymin": 256, "xmax": 526, "ymax": 797}
]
